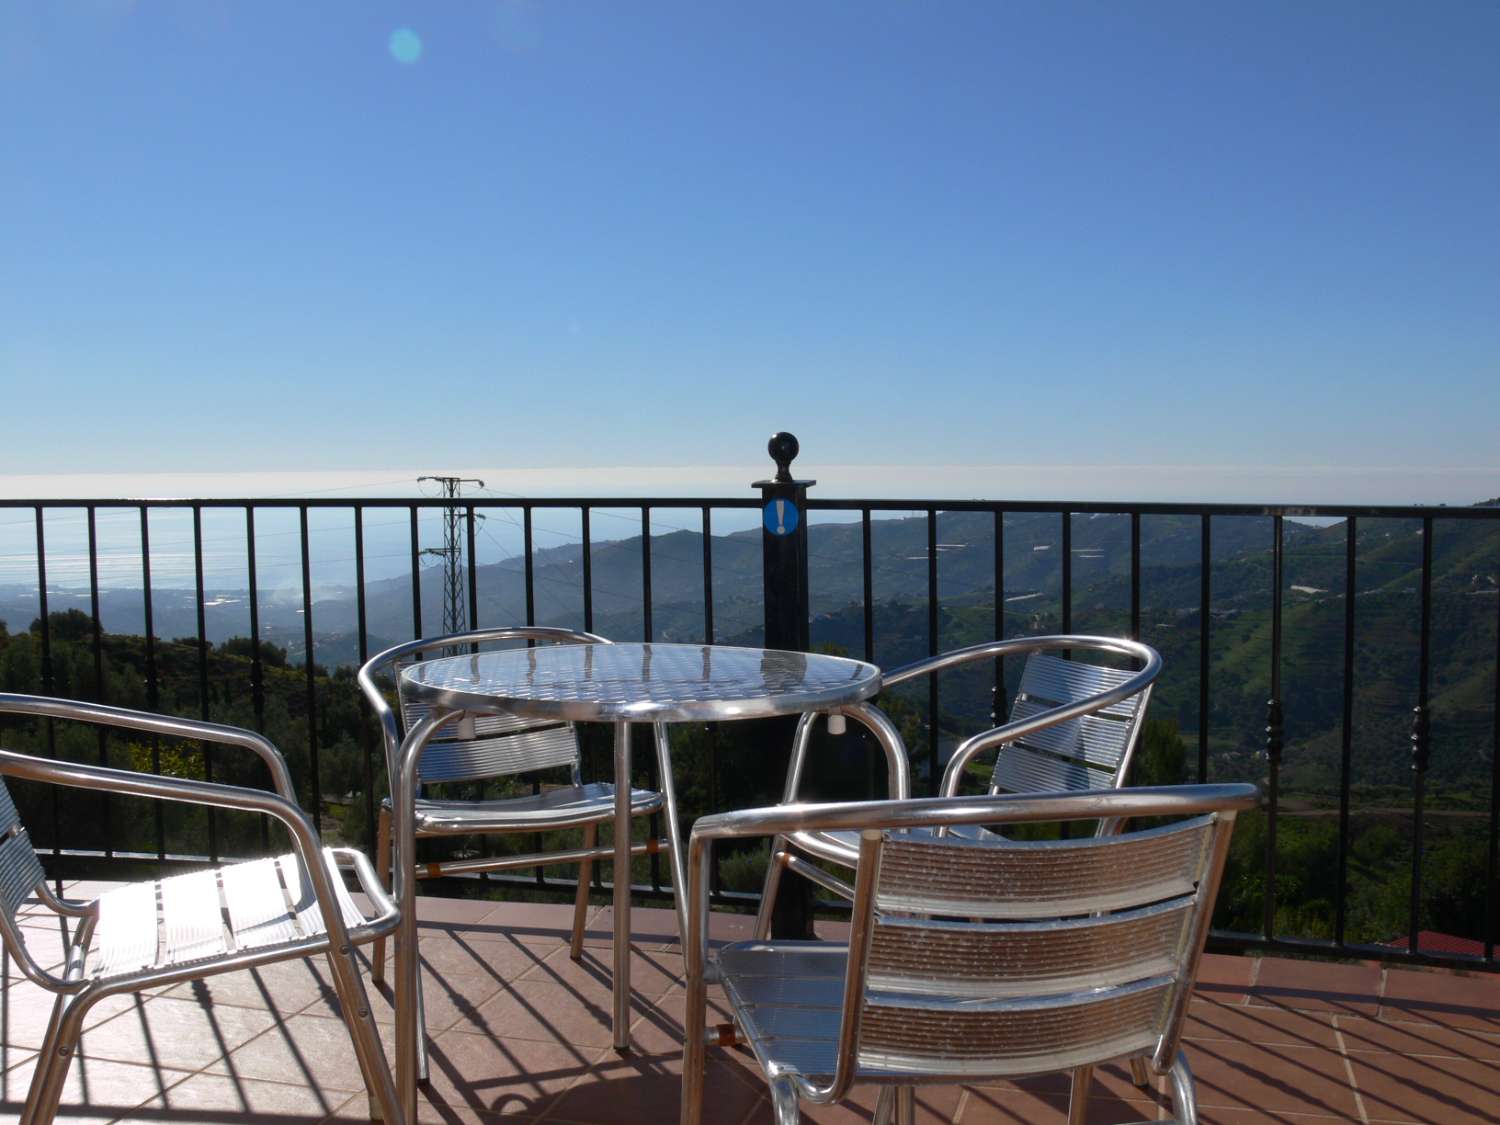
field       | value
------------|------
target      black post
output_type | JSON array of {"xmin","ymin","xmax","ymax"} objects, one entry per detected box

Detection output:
[
  {"xmin": 756, "ymin": 433, "xmax": 814, "ymax": 651},
  {"xmin": 756, "ymin": 433, "xmax": 817, "ymax": 938}
]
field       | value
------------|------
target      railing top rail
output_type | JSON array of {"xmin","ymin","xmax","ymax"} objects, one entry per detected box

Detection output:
[{"xmin": 1, "ymin": 496, "xmax": 1496, "ymax": 519}]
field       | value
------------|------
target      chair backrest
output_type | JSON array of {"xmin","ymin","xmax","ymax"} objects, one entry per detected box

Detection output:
[
  {"xmin": 989, "ymin": 651, "xmax": 1153, "ymax": 797},
  {"xmin": 0, "ymin": 776, "xmax": 52, "ymax": 984},
  {"xmin": 396, "ymin": 684, "xmax": 583, "ymax": 787},
  {"xmin": 849, "ymin": 793, "xmax": 1236, "ymax": 1080},
  {"xmin": 358, "ymin": 627, "xmax": 607, "ymax": 790}
]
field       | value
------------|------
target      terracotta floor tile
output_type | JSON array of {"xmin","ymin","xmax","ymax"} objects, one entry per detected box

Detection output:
[
  {"xmin": 518, "ymin": 943, "xmax": 685, "ymax": 1001},
  {"xmin": 629, "ymin": 985, "xmax": 733, "ymax": 1056},
  {"xmin": 1186, "ymin": 1000, "xmax": 1340, "ymax": 1050},
  {"xmin": 77, "ymin": 994, "xmax": 278, "ymax": 1071},
  {"xmin": 961, "ymin": 1083, "xmax": 1157, "ymax": 1124},
  {"xmin": 1378, "ymin": 968, "xmax": 1500, "ymax": 1033},
  {"xmin": 1336, "ymin": 1014, "xmax": 1500, "ymax": 1061},
  {"xmin": 1194, "ymin": 954, "xmax": 1259, "ymax": 1006},
  {"xmin": 571, "ymin": 905, "xmax": 684, "ymax": 952},
  {"xmin": 545, "ymin": 1051, "xmax": 760, "ymax": 1125},
  {"xmin": 0, "ymin": 1055, "xmax": 194, "ymax": 1123},
  {"xmin": 113, "ymin": 1072, "xmax": 353, "ymax": 1124},
  {"xmin": 1248, "ymin": 960, "xmax": 1382, "ymax": 1018},
  {"xmin": 415, "ymin": 932, "xmax": 553, "ymax": 983},
  {"xmin": 421, "ymin": 1027, "xmax": 601, "ymax": 1118},
  {"xmin": 4, "ymin": 924, "xmax": 68, "ymax": 977},
  {"xmin": 416, "ymin": 894, "xmax": 507, "ymax": 926},
  {"xmin": 1348, "ymin": 1052, "xmax": 1499, "ymax": 1123},
  {"xmin": 1179, "ymin": 1039, "xmax": 1361, "ymax": 1118},
  {"xmin": 161, "ymin": 959, "xmax": 339, "ymax": 1016},
  {"xmin": 467, "ymin": 980, "xmax": 651, "ymax": 1049},
  {"xmin": 205, "ymin": 1012, "xmax": 395, "ymax": 1094},
  {"xmin": 0, "ymin": 979, "xmax": 142, "ymax": 1051}
]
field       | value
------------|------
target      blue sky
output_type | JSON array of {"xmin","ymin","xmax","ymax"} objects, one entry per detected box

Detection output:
[{"xmin": 2, "ymin": 1, "xmax": 1497, "ymax": 503}]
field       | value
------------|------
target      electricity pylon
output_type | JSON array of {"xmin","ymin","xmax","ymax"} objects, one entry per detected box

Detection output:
[{"xmin": 419, "ymin": 475, "xmax": 484, "ymax": 636}]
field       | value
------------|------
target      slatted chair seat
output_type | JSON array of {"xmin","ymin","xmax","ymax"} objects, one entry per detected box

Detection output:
[
  {"xmin": 684, "ymin": 784, "xmax": 1256, "ymax": 1125},
  {"xmin": 396, "ymin": 782, "xmax": 662, "ymax": 833},
  {"xmin": 89, "ymin": 850, "xmax": 369, "ymax": 981}
]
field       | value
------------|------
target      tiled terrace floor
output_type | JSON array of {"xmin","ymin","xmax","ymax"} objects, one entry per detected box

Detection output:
[{"xmin": 2, "ymin": 885, "xmax": 1498, "ymax": 1124}]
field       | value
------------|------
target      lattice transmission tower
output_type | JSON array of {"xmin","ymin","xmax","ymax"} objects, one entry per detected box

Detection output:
[{"xmin": 419, "ymin": 475, "xmax": 484, "ymax": 635}]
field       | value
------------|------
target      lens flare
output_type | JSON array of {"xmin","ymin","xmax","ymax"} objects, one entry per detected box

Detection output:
[{"xmin": 388, "ymin": 27, "xmax": 422, "ymax": 65}]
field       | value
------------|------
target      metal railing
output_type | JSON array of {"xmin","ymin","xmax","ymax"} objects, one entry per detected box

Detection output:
[{"xmin": 0, "ymin": 469, "xmax": 1496, "ymax": 974}]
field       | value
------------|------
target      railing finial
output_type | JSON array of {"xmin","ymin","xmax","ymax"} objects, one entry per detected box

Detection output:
[{"xmin": 768, "ymin": 432, "xmax": 799, "ymax": 484}]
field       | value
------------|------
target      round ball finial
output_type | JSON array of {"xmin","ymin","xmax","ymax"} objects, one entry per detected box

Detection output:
[{"xmin": 768, "ymin": 432, "xmax": 799, "ymax": 483}]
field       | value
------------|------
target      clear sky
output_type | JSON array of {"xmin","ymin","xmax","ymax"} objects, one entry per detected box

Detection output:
[{"xmin": 3, "ymin": 1, "xmax": 1497, "ymax": 504}]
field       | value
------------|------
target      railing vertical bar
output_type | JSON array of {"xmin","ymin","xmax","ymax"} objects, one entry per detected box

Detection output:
[
  {"xmin": 641, "ymin": 507, "xmax": 653, "ymax": 642},
  {"xmin": 861, "ymin": 509, "xmax": 874, "ymax": 664},
  {"xmin": 1336, "ymin": 516, "xmax": 1357, "ymax": 948},
  {"xmin": 246, "ymin": 506, "xmax": 269, "ymax": 851},
  {"xmin": 1060, "ymin": 510, "xmax": 1073, "ymax": 637},
  {"xmin": 926, "ymin": 508, "xmax": 939, "ymax": 795},
  {"xmin": 1199, "ymin": 515, "xmax": 1211, "ymax": 783},
  {"xmin": 701, "ymin": 506, "xmax": 720, "ymax": 895},
  {"xmin": 1130, "ymin": 512, "xmax": 1141, "ymax": 641},
  {"xmin": 467, "ymin": 505, "xmax": 479, "ymax": 630},
  {"xmin": 1264, "ymin": 514, "xmax": 1284, "ymax": 942},
  {"xmin": 355, "ymin": 507, "xmax": 376, "ymax": 857},
  {"xmin": 139, "ymin": 505, "xmax": 164, "ymax": 861},
  {"xmin": 1488, "ymin": 524, "xmax": 1500, "ymax": 961},
  {"xmin": 33, "ymin": 507, "xmax": 60, "ymax": 872},
  {"xmin": 409, "ymin": 505, "xmax": 422, "ymax": 641},
  {"xmin": 523, "ymin": 506, "xmax": 536, "ymax": 628},
  {"xmin": 993, "ymin": 509, "xmax": 1006, "ymax": 724},
  {"xmin": 641, "ymin": 506, "xmax": 660, "ymax": 890},
  {"xmin": 86, "ymin": 506, "xmax": 112, "ymax": 859},
  {"xmin": 581, "ymin": 507, "xmax": 594, "ymax": 634},
  {"xmin": 192, "ymin": 505, "xmax": 218, "ymax": 863},
  {"xmin": 529, "ymin": 505, "xmax": 544, "ymax": 887},
  {"xmin": 1409, "ymin": 515, "xmax": 1433, "ymax": 955},
  {"xmin": 701, "ymin": 507, "xmax": 714, "ymax": 644},
  {"xmin": 299, "ymin": 507, "xmax": 321, "ymax": 823}
]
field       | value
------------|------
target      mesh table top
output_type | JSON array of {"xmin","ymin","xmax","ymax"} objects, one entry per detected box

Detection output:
[{"xmin": 399, "ymin": 642, "xmax": 882, "ymax": 723}]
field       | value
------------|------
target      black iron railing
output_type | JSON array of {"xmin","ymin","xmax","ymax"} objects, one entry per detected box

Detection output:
[{"xmin": 1, "ymin": 464, "xmax": 1496, "ymax": 973}]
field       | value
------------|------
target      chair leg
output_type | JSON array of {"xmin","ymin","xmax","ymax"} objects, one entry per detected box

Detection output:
[
  {"xmin": 1129, "ymin": 1055, "xmax": 1152, "ymax": 1088},
  {"xmin": 414, "ymin": 958, "xmax": 431, "ymax": 1087},
  {"xmin": 872, "ymin": 1087, "xmax": 896, "ymax": 1125},
  {"xmin": 753, "ymin": 836, "xmax": 789, "ymax": 940},
  {"xmin": 892, "ymin": 1086, "xmax": 915, "ymax": 1125},
  {"xmin": 1066, "ymin": 1065, "xmax": 1094, "ymax": 1125},
  {"xmin": 322, "ymin": 947, "xmax": 402, "ymax": 1124},
  {"xmin": 371, "ymin": 806, "xmax": 392, "ymax": 985},
  {"xmin": 572, "ymin": 822, "xmax": 597, "ymax": 961},
  {"xmin": 1167, "ymin": 1051, "xmax": 1199, "ymax": 1125},
  {"xmin": 768, "ymin": 1076, "xmax": 801, "ymax": 1125},
  {"xmin": 22, "ymin": 992, "xmax": 90, "ymax": 1125}
]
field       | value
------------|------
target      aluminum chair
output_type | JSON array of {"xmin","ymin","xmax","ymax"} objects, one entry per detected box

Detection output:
[
  {"xmin": 0, "ymin": 694, "xmax": 402, "ymax": 1125},
  {"xmin": 684, "ymin": 783, "xmax": 1256, "ymax": 1125},
  {"xmin": 358, "ymin": 626, "xmax": 683, "ymax": 1076},
  {"xmin": 756, "ymin": 635, "xmax": 1162, "ymax": 933}
]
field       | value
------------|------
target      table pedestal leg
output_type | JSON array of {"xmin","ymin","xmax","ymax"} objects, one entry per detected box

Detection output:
[{"xmin": 613, "ymin": 720, "xmax": 632, "ymax": 1052}]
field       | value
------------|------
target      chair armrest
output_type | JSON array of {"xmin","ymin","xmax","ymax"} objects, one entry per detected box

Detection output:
[
  {"xmin": 881, "ymin": 634, "xmax": 1160, "ymax": 689},
  {"xmin": 778, "ymin": 701, "xmax": 910, "ymax": 804},
  {"xmin": 0, "ymin": 694, "xmax": 298, "ymax": 801}
]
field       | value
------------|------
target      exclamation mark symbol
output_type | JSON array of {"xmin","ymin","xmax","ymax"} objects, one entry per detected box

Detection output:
[{"xmin": 776, "ymin": 499, "xmax": 786, "ymax": 534}]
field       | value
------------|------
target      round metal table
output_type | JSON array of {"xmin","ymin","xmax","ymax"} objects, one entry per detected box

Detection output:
[{"xmin": 393, "ymin": 641, "xmax": 881, "ymax": 1073}]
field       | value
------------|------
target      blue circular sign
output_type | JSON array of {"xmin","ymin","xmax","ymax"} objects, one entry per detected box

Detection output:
[{"xmin": 763, "ymin": 498, "xmax": 799, "ymax": 536}]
